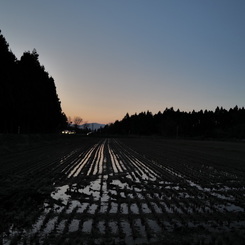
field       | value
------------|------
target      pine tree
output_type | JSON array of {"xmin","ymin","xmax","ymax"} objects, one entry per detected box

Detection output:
[
  {"xmin": 0, "ymin": 30, "xmax": 17, "ymax": 133},
  {"xmin": 0, "ymin": 30, "xmax": 67, "ymax": 133}
]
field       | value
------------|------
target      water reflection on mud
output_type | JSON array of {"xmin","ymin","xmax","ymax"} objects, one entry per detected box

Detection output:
[{"xmin": 3, "ymin": 138, "xmax": 245, "ymax": 245}]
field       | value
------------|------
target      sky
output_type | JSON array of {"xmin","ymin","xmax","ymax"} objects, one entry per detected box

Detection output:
[{"xmin": 0, "ymin": 1, "xmax": 244, "ymax": 124}]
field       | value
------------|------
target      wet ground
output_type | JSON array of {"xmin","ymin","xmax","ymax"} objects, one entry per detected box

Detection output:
[{"xmin": 1, "ymin": 138, "xmax": 245, "ymax": 244}]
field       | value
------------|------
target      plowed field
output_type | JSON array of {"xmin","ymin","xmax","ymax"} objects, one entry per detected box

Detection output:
[{"xmin": 1, "ymin": 137, "xmax": 245, "ymax": 244}]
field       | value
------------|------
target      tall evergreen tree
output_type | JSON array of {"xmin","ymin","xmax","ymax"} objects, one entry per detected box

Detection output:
[
  {"xmin": 0, "ymin": 30, "xmax": 17, "ymax": 133},
  {"xmin": 0, "ymin": 31, "xmax": 67, "ymax": 133}
]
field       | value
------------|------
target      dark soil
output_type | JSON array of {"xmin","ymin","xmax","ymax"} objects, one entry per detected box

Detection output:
[{"xmin": 1, "ymin": 136, "xmax": 245, "ymax": 244}]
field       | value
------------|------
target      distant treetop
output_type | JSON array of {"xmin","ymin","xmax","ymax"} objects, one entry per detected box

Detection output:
[{"xmin": 103, "ymin": 106, "xmax": 245, "ymax": 139}]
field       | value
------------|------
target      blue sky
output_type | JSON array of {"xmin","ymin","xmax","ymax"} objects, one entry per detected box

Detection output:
[{"xmin": 1, "ymin": 1, "xmax": 244, "ymax": 124}]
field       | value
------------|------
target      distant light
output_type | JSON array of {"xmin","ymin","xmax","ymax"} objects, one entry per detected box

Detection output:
[{"xmin": 62, "ymin": 130, "xmax": 76, "ymax": 135}]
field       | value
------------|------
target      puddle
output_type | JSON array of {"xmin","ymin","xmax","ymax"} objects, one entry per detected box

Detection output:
[
  {"xmin": 172, "ymin": 205, "xmax": 183, "ymax": 214},
  {"xmin": 43, "ymin": 217, "xmax": 58, "ymax": 233},
  {"xmin": 69, "ymin": 219, "xmax": 80, "ymax": 232},
  {"xmin": 66, "ymin": 200, "xmax": 81, "ymax": 213},
  {"xmin": 134, "ymin": 218, "xmax": 146, "ymax": 237},
  {"xmin": 83, "ymin": 179, "xmax": 101, "ymax": 200},
  {"xmin": 83, "ymin": 219, "xmax": 93, "ymax": 233},
  {"xmin": 141, "ymin": 203, "xmax": 151, "ymax": 213},
  {"xmin": 109, "ymin": 202, "xmax": 118, "ymax": 213},
  {"xmin": 109, "ymin": 189, "xmax": 117, "ymax": 198},
  {"xmin": 98, "ymin": 220, "xmax": 106, "ymax": 234},
  {"xmin": 130, "ymin": 203, "xmax": 139, "ymax": 214},
  {"xmin": 67, "ymin": 145, "xmax": 98, "ymax": 177},
  {"xmin": 178, "ymin": 192, "xmax": 193, "ymax": 198},
  {"xmin": 57, "ymin": 220, "xmax": 66, "ymax": 233},
  {"xmin": 109, "ymin": 147, "xmax": 123, "ymax": 173},
  {"xmin": 224, "ymin": 203, "xmax": 244, "ymax": 212},
  {"xmin": 77, "ymin": 202, "xmax": 89, "ymax": 213},
  {"xmin": 210, "ymin": 192, "xmax": 235, "ymax": 201},
  {"xmin": 120, "ymin": 192, "xmax": 127, "ymax": 198},
  {"xmin": 112, "ymin": 179, "xmax": 130, "ymax": 190},
  {"xmin": 147, "ymin": 219, "xmax": 161, "ymax": 233},
  {"xmin": 121, "ymin": 220, "xmax": 132, "ymax": 238},
  {"xmin": 160, "ymin": 202, "xmax": 173, "ymax": 213},
  {"xmin": 99, "ymin": 203, "xmax": 108, "ymax": 213},
  {"xmin": 136, "ymin": 193, "xmax": 144, "ymax": 199},
  {"xmin": 52, "ymin": 185, "xmax": 70, "ymax": 205},
  {"xmin": 109, "ymin": 221, "xmax": 118, "ymax": 234},
  {"xmin": 120, "ymin": 203, "xmax": 129, "ymax": 214},
  {"xmin": 87, "ymin": 204, "xmax": 98, "ymax": 214},
  {"xmin": 128, "ymin": 193, "xmax": 134, "ymax": 199},
  {"xmin": 92, "ymin": 142, "xmax": 105, "ymax": 175},
  {"xmin": 150, "ymin": 202, "xmax": 162, "ymax": 213},
  {"xmin": 32, "ymin": 215, "xmax": 46, "ymax": 233},
  {"xmin": 101, "ymin": 192, "xmax": 109, "ymax": 202}
]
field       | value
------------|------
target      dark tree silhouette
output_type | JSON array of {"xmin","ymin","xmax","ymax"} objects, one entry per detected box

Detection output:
[
  {"xmin": 0, "ymin": 30, "xmax": 67, "ymax": 133},
  {"xmin": 72, "ymin": 116, "xmax": 83, "ymax": 133},
  {"xmin": 0, "ymin": 31, "xmax": 17, "ymax": 133},
  {"xmin": 103, "ymin": 106, "xmax": 245, "ymax": 139}
]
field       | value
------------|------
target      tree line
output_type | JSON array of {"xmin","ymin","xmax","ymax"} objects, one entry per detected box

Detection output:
[
  {"xmin": 102, "ymin": 106, "xmax": 245, "ymax": 139},
  {"xmin": 0, "ymin": 30, "xmax": 67, "ymax": 133}
]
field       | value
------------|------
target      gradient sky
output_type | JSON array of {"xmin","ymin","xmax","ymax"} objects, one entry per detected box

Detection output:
[{"xmin": 1, "ymin": 1, "xmax": 244, "ymax": 124}]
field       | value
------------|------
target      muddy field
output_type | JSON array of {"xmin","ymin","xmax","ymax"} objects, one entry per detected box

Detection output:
[{"xmin": 1, "ymin": 137, "xmax": 245, "ymax": 244}]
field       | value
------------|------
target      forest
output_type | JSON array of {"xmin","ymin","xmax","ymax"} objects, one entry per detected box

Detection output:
[
  {"xmin": 103, "ymin": 106, "xmax": 245, "ymax": 139},
  {"xmin": 0, "ymin": 30, "xmax": 67, "ymax": 134}
]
